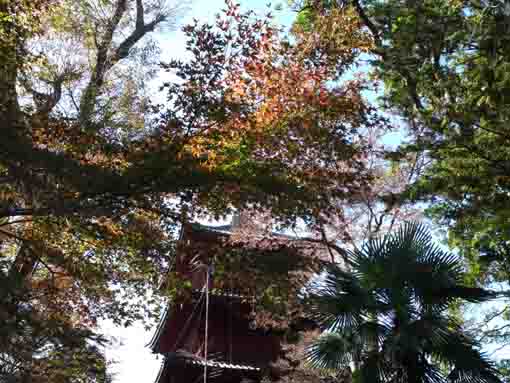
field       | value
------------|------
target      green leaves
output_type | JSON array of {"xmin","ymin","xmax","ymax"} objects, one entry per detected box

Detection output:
[
  {"xmin": 304, "ymin": 223, "xmax": 501, "ymax": 383},
  {"xmin": 306, "ymin": 332, "xmax": 355, "ymax": 370},
  {"xmin": 295, "ymin": 1, "xmax": 510, "ymax": 363},
  {"xmin": 349, "ymin": 0, "xmax": 510, "ymax": 290}
]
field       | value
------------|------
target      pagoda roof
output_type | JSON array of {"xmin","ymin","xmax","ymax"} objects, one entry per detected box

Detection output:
[
  {"xmin": 188, "ymin": 221, "xmax": 298, "ymax": 240},
  {"xmin": 154, "ymin": 352, "xmax": 262, "ymax": 383},
  {"xmin": 148, "ymin": 223, "xmax": 237, "ymax": 353},
  {"xmin": 186, "ymin": 358, "xmax": 261, "ymax": 371},
  {"xmin": 149, "ymin": 221, "xmax": 330, "ymax": 354},
  {"xmin": 148, "ymin": 302, "xmax": 171, "ymax": 352}
]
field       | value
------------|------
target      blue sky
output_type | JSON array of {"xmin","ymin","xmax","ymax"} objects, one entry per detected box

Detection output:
[
  {"xmin": 103, "ymin": 1, "xmax": 510, "ymax": 380},
  {"xmin": 156, "ymin": 0, "xmax": 296, "ymax": 64},
  {"xmin": 104, "ymin": 1, "xmax": 297, "ymax": 381}
]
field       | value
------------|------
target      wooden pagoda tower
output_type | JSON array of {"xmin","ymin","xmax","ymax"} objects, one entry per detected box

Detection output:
[{"xmin": 148, "ymin": 215, "xmax": 328, "ymax": 383}]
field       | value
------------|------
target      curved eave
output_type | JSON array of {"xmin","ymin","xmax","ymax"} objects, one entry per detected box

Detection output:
[
  {"xmin": 147, "ymin": 302, "xmax": 172, "ymax": 353},
  {"xmin": 148, "ymin": 221, "xmax": 307, "ymax": 354},
  {"xmin": 154, "ymin": 354, "xmax": 262, "ymax": 383},
  {"xmin": 187, "ymin": 358, "xmax": 261, "ymax": 371},
  {"xmin": 153, "ymin": 358, "xmax": 167, "ymax": 383}
]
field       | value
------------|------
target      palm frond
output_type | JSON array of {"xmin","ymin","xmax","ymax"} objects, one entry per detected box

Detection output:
[
  {"xmin": 356, "ymin": 320, "xmax": 391, "ymax": 350},
  {"xmin": 305, "ymin": 332, "xmax": 354, "ymax": 370},
  {"xmin": 304, "ymin": 222, "xmax": 502, "ymax": 383},
  {"xmin": 418, "ymin": 362, "xmax": 449, "ymax": 383},
  {"xmin": 305, "ymin": 266, "xmax": 379, "ymax": 331},
  {"xmin": 431, "ymin": 328, "xmax": 501, "ymax": 383},
  {"xmin": 359, "ymin": 350, "xmax": 394, "ymax": 383},
  {"xmin": 405, "ymin": 312, "xmax": 455, "ymax": 351},
  {"xmin": 363, "ymin": 222, "xmax": 496, "ymax": 311}
]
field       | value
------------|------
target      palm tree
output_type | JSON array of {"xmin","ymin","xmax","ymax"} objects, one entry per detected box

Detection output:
[{"xmin": 305, "ymin": 222, "xmax": 502, "ymax": 383}]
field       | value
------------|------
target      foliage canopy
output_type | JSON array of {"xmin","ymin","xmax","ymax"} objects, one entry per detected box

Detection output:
[{"xmin": 305, "ymin": 223, "xmax": 502, "ymax": 383}]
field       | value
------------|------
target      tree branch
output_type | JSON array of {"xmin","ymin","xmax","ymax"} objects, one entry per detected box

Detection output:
[
  {"xmin": 79, "ymin": 0, "xmax": 168, "ymax": 130},
  {"xmin": 352, "ymin": 0, "xmax": 381, "ymax": 46},
  {"xmin": 135, "ymin": 0, "xmax": 145, "ymax": 31},
  {"xmin": 80, "ymin": 0, "xmax": 128, "ymax": 128},
  {"xmin": 300, "ymin": 235, "xmax": 351, "ymax": 267},
  {"xmin": 112, "ymin": 1, "xmax": 167, "ymax": 63},
  {"xmin": 30, "ymin": 75, "xmax": 65, "ymax": 116}
]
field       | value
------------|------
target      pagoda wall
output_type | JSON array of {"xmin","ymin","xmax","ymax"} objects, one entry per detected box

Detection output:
[{"xmin": 156, "ymin": 298, "xmax": 281, "ymax": 366}]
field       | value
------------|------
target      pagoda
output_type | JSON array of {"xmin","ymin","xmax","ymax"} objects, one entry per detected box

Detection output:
[{"xmin": 149, "ymin": 215, "xmax": 333, "ymax": 383}]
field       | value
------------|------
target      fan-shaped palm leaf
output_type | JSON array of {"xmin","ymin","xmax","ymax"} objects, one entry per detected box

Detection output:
[
  {"xmin": 305, "ymin": 267, "xmax": 386, "ymax": 331},
  {"xmin": 304, "ymin": 222, "xmax": 501, "ymax": 383},
  {"xmin": 305, "ymin": 332, "xmax": 356, "ymax": 370}
]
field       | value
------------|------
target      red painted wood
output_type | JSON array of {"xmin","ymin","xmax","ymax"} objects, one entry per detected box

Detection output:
[
  {"xmin": 156, "ymin": 298, "xmax": 281, "ymax": 365},
  {"xmin": 154, "ymin": 224, "xmax": 283, "ymax": 383}
]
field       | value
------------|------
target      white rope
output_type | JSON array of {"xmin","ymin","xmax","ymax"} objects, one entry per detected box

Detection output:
[
  {"xmin": 173, "ymin": 289, "xmax": 206, "ymax": 350},
  {"xmin": 229, "ymin": 274, "xmax": 233, "ymax": 363},
  {"xmin": 204, "ymin": 265, "xmax": 210, "ymax": 383}
]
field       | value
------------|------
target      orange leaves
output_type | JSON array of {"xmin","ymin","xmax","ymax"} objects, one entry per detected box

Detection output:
[
  {"xmin": 156, "ymin": 0, "xmax": 383, "ymax": 220},
  {"xmin": 292, "ymin": 6, "xmax": 373, "ymax": 69}
]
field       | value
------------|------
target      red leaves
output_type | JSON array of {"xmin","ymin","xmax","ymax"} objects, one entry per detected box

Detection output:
[{"xmin": 155, "ymin": 1, "xmax": 383, "ymax": 222}]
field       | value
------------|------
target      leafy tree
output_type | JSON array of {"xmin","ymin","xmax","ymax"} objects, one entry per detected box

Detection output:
[
  {"xmin": 293, "ymin": 0, "xmax": 510, "ymax": 355},
  {"xmin": 304, "ymin": 222, "xmax": 502, "ymax": 383},
  {"xmin": 0, "ymin": 257, "xmax": 113, "ymax": 382},
  {"xmin": 1, "ymin": 0, "xmax": 383, "ymax": 379},
  {"xmin": 315, "ymin": 126, "xmax": 426, "ymax": 257},
  {"xmin": 306, "ymin": 0, "xmax": 509, "ymax": 279},
  {"xmin": 20, "ymin": 0, "xmax": 185, "ymax": 132},
  {"xmin": 1, "ymin": 2, "xmax": 183, "ymax": 377}
]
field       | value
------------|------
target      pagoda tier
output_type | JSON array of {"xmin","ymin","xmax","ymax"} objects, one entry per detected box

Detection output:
[
  {"xmin": 150, "ymin": 221, "xmax": 284, "ymax": 383},
  {"xmin": 151, "ymin": 293, "xmax": 278, "ymax": 383},
  {"xmin": 151, "ymin": 292, "xmax": 281, "ymax": 365},
  {"xmin": 155, "ymin": 354, "xmax": 262, "ymax": 383},
  {"xmin": 149, "ymin": 220, "xmax": 329, "ymax": 383}
]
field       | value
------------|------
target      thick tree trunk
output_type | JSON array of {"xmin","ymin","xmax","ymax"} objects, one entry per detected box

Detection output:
[
  {"xmin": 0, "ymin": 4, "xmax": 38, "ymax": 281},
  {"xmin": 0, "ymin": 2, "xmax": 22, "ymax": 134}
]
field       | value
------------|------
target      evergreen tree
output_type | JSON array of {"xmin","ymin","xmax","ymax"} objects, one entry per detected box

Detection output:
[{"xmin": 305, "ymin": 223, "xmax": 502, "ymax": 383}]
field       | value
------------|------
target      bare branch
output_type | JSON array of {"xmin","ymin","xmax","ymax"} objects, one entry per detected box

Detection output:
[
  {"xmin": 112, "ymin": 2, "xmax": 167, "ymax": 63},
  {"xmin": 352, "ymin": 0, "xmax": 381, "ymax": 46},
  {"xmin": 80, "ymin": 0, "xmax": 170, "ymax": 129},
  {"xmin": 94, "ymin": 0, "xmax": 128, "ymax": 84},
  {"xmin": 136, "ymin": 0, "xmax": 145, "ymax": 31},
  {"xmin": 318, "ymin": 224, "xmax": 335, "ymax": 263},
  {"xmin": 300, "ymin": 235, "xmax": 351, "ymax": 267},
  {"xmin": 0, "ymin": 219, "xmax": 33, "ymax": 228},
  {"xmin": 80, "ymin": 0, "xmax": 128, "ymax": 128},
  {"xmin": 31, "ymin": 75, "xmax": 64, "ymax": 116}
]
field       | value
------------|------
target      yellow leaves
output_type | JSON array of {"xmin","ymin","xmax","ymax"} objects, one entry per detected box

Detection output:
[
  {"xmin": 125, "ymin": 210, "xmax": 166, "ymax": 244},
  {"xmin": 293, "ymin": 6, "xmax": 373, "ymax": 64},
  {"xmin": 93, "ymin": 217, "xmax": 123, "ymax": 238}
]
